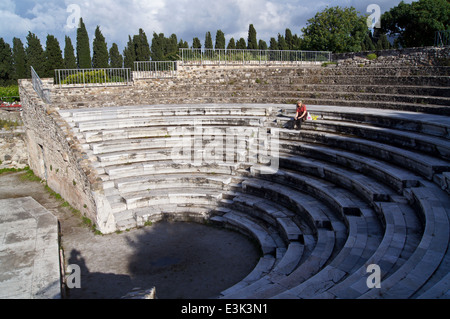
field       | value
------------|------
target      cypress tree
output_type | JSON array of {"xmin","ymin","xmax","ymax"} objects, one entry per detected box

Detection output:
[
  {"xmin": 166, "ymin": 34, "xmax": 178, "ymax": 60},
  {"xmin": 77, "ymin": 18, "xmax": 92, "ymax": 68},
  {"xmin": 0, "ymin": 38, "xmax": 14, "ymax": 86},
  {"xmin": 92, "ymin": 26, "xmax": 109, "ymax": 68},
  {"xmin": 12, "ymin": 37, "xmax": 28, "ymax": 80},
  {"xmin": 285, "ymin": 28, "xmax": 294, "ymax": 50},
  {"xmin": 278, "ymin": 34, "xmax": 288, "ymax": 50},
  {"xmin": 64, "ymin": 36, "xmax": 77, "ymax": 69},
  {"xmin": 178, "ymin": 39, "xmax": 189, "ymax": 49},
  {"xmin": 26, "ymin": 32, "xmax": 46, "ymax": 76},
  {"xmin": 45, "ymin": 34, "xmax": 64, "ymax": 77},
  {"xmin": 204, "ymin": 32, "xmax": 213, "ymax": 49},
  {"xmin": 192, "ymin": 37, "xmax": 202, "ymax": 49},
  {"xmin": 258, "ymin": 39, "xmax": 268, "ymax": 50},
  {"xmin": 269, "ymin": 37, "xmax": 278, "ymax": 50},
  {"xmin": 109, "ymin": 43, "xmax": 123, "ymax": 68},
  {"xmin": 236, "ymin": 38, "xmax": 247, "ymax": 49},
  {"xmin": 215, "ymin": 30, "xmax": 226, "ymax": 50},
  {"xmin": 247, "ymin": 24, "xmax": 258, "ymax": 50},
  {"xmin": 123, "ymin": 36, "xmax": 136, "ymax": 69},
  {"xmin": 150, "ymin": 32, "xmax": 165, "ymax": 61},
  {"xmin": 226, "ymin": 38, "xmax": 236, "ymax": 50},
  {"xmin": 134, "ymin": 29, "xmax": 151, "ymax": 61}
]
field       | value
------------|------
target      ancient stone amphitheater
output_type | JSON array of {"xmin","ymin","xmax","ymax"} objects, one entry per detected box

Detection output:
[{"xmin": 19, "ymin": 48, "xmax": 450, "ymax": 299}]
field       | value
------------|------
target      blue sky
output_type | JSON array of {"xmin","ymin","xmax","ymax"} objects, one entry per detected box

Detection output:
[{"xmin": 1, "ymin": 0, "xmax": 414, "ymax": 51}]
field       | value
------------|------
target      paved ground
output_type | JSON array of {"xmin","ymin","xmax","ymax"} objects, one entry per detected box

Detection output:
[
  {"xmin": 0, "ymin": 171, "xmax": 260, "ymax": 299},
  {"xmin": 0, "ymin": 197, "xmax": 60, "ymax": 299}
]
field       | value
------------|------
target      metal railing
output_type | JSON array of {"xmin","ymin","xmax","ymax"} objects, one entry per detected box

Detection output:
[
  {"xmin": 435, "ymin": 30, "xmax": 450, "ymax": 47},
  {"xmin": 31, "ymin": 66, "xmax": 51, "ymax": 103},
  {"xmin": 54, "ymin": 68, "xmax": 132, "ymax": 88},
  {"xmin": 133, "ymin": 61, "xmax": 177, "ymax": 79},
  {"xmin": 180, "ymin": 48, "xmax": 332, "ymax": 66}
]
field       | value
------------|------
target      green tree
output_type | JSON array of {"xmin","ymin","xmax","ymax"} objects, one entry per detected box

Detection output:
[
  {"xmin": 285, "ymin": 28, "xmax": 294, "ymax": 50},
  {"xmin": 258, "ymin": 40, "xmax": 268, "ymax": 50},
  {"xmin": 0, "ymin": 38, "xmax": 14, "ymax": 85},
  {"xmin": 278, "ymin": 34, "xmax": 288, "ymax": 50},
  {"xmin": 166, "ymin": 34, "xmax": 179, "ymax": 60},
  {"xmin": 302, "ymin": 6, "xmax": 368, "ymax": 52},
  {"xmin": 76, "ymin": 18, "xmax": 92, "ymax": 68},
  {"xmin": 269, "ymin": 37, "xmax": 278, "ymax": 50},
  {"xmin": 204, "ymin": 31, "xmax": 213, "ymax": 49},
  {"xmin": 361, "ymin": 33, "xmax": 376, "ymax": 51},
  {"xmin": 192, "ymin": 37, "xmax": 202, "ymax": 49},
  {"xmin": 150, "ymin": 32, "xmax": 165, "ymax": 61},
  {"xmin": 227, "ymin": 38, "xmax": 236, "ymax": 50},
  {"xmin": 92, "ymin": 26, "xmax": 109, "ymax": 68},
  {"xmin": 45, "ymin": 35, "xmax": 64, "ymax": 77},
  {"xmin": 109, "ymin": 43, "xmax": 123, "ymax": 68},
  {"xmin": 247, "ymin": 24, "xmax": 258, "ymax": 50},
  {"xmin": 236, "ymin": 38, "xmax": 247, "ymax": 49},
  {"xmin": 134, "ymin": 28, "xmax": 151, "ymax": 61},
  {"xmin": 178, "ymin": 39, "xmax": 189, "ymax": 49},
  {"xmin": 378, "ymin": 34, "xmax": 392, "ymax": 50},
  {"xmin": 215, "ymin": 30, "xmax": 226, "ymax": 50},
  {"xmin": 26, "ymin": 32, "xmax": 46, "ymax": 76},
  {"xmin": 64, "ymin": 36, "xmax": 77, "ymax": 69},
  {"xmin": 12, "ymin": 37, "xmax": 28, "ymax": 80},
  {"xmin": 380, "ymin": 0, "xmax": 450, "ymax": 48},
  {"xmin": 123, "ymin": 36, "xmax": 136, "ymax": 69}
]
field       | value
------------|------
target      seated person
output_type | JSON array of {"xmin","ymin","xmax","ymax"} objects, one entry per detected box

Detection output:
[{"xmin": 294, "ymin": 100, "xmax": 307, "ymax": 129}]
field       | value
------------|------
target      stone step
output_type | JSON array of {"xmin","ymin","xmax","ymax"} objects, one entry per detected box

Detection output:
[
  {"xmin": 113, "ymin": 173, "xmax": 233, "ymax": 193},
  {"xmin": 280, "ymin": 129, "xmax": 450, "ymax": 180},
  {"xmin": 103, "ymin": 161, "xmax": 240, "ymax": 180},
  {"xmin": 74, "ymin": 116, "xmax": 266, "ymax": 132},
  {"xmin": 218, "ymin": 211, "xmax": 279, "ymax": 255},
  {"xmin": 275, "ymin": 156, "xmax": 396, "ymax": 204},
  {"xmin": 296, "ymin": 120, "xmax": 450, "ymax": 161},
  {"xmin": 285, "ymin": 105, "xmax": 450, "ymax": 139},
  {"xmin": 278, "ymin": 142, "xmax": 421, "ymax": 194},
  {"xmin": 359, "ymin": 186, "xmax": 450, "ymax": 299}
]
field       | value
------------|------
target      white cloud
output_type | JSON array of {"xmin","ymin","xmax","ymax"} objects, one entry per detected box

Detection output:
[{"xmin": 0, "ymin": 0, "xmax": 415, "ymax": 51}]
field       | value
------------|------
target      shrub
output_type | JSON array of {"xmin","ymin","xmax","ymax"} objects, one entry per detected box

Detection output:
[{"xmin": 367, "ymin": 53, "xmax": 378, "ymax": 61}]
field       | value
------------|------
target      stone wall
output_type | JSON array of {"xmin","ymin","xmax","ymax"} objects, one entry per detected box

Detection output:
[
  {"xmin": 333, "ymin": 46, "xmax": 450, "ymax": 67},
  {"xmin": 18, "ymin": 79, "xmax": 112, "ymax": 232}
]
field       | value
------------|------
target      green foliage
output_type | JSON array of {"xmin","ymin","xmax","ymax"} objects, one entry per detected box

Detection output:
[
  {"xmin": 61, "ymin": 69, "xmax": 125, "ymax": 85},
  {"xmin": 0, "ymin": 85, "xmax": 19, "ymax": 98},
  {"xmin": 64, "ymin": 36, "xmax": 77, "ymax": 69},
  {"xmin": 226, "ymin": 38, "xmax": 236, "ymax": 50},
  {"xmin": 192, "ymin": 37, "xmax": 202, "ymax": 49},
  {"xmin": 109, "ymin": 43, "xmax": 123, "ymax": 68},
  {"xmin": 76, "ymin": 18, "xmax": 92, "ymax": 68},
  {"xmin": 12, "ymin": 38, "xmax": 29, "ymax": 80},
  {"xmin": 26, "ymin": 32, "xmax": 46, "ymax": 77},
  {"xmin": 92, "ymin": 26, "xmax": 109, "ymax": 68},
  {"xmin": 247, "ymin": 24, "xmax": 258, "ymax": 50},
  {"xmin": 302, "ymin": 6, "xmax": 368, "ymax": 52},
  {"xmin": 134, "ymin": 28, "xmax": 151, "ymax": 61},
  {"xmin": 45, "ymin": 35, "xmax": 64, "ymax": 77},
  {"xmin": 0, "ymin": 38, "xmax": 14, "ymax": 86},
  {"xmin": 123, "ymin": 36, "xmax": 136, "ymax": 69},
  {"xmin": 367, "ymin": 53, "xmax": 378, "ymax": 60},
  {"xmin": 204, "ymin": 32, "xmax": 213, "ymax": 49},
  {"xmin": 236, "ymin": 38, "xmax": 247, "ymax": 50},
  {"xmin": 381, "ymin": 0, "xmax": 450, "ymax": 48},
  {"xmin": 215, "ymin": 30, "xmax": 226, "ymax": 50}
]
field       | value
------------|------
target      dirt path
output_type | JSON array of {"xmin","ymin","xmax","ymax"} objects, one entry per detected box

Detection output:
[{"xmin": 0, "ymin": 171, "xmax": 260, "ymax": 299}]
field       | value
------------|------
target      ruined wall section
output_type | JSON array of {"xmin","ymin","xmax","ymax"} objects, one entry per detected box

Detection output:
[{"xmin": 19, "ymin": 79, "xmax": 115, "ymax": 233}]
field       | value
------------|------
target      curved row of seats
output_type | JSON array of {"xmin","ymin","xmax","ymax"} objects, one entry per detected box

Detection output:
[{"xmin": 57, "ymin": 103, "xmax": 450, "ymax": 299}]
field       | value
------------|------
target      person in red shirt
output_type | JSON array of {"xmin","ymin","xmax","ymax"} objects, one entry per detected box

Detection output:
[{"xmin": 294, "ymin": 100, "xmax": 307, "ymax": 129}]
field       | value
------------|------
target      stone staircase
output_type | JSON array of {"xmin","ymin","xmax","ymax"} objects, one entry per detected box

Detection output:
[
  {"xmin": 57, "ymin": 102, "xmax": 450, "ymax": 299},
  {"xmin": 51, "ymin": 65, "xmax": 450, "ymax": 115}
]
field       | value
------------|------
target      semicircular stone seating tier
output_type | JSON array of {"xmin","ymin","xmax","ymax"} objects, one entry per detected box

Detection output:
[{"xmin": 57, "ymin": 103, "xmax": 450, "ymax": 299}]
